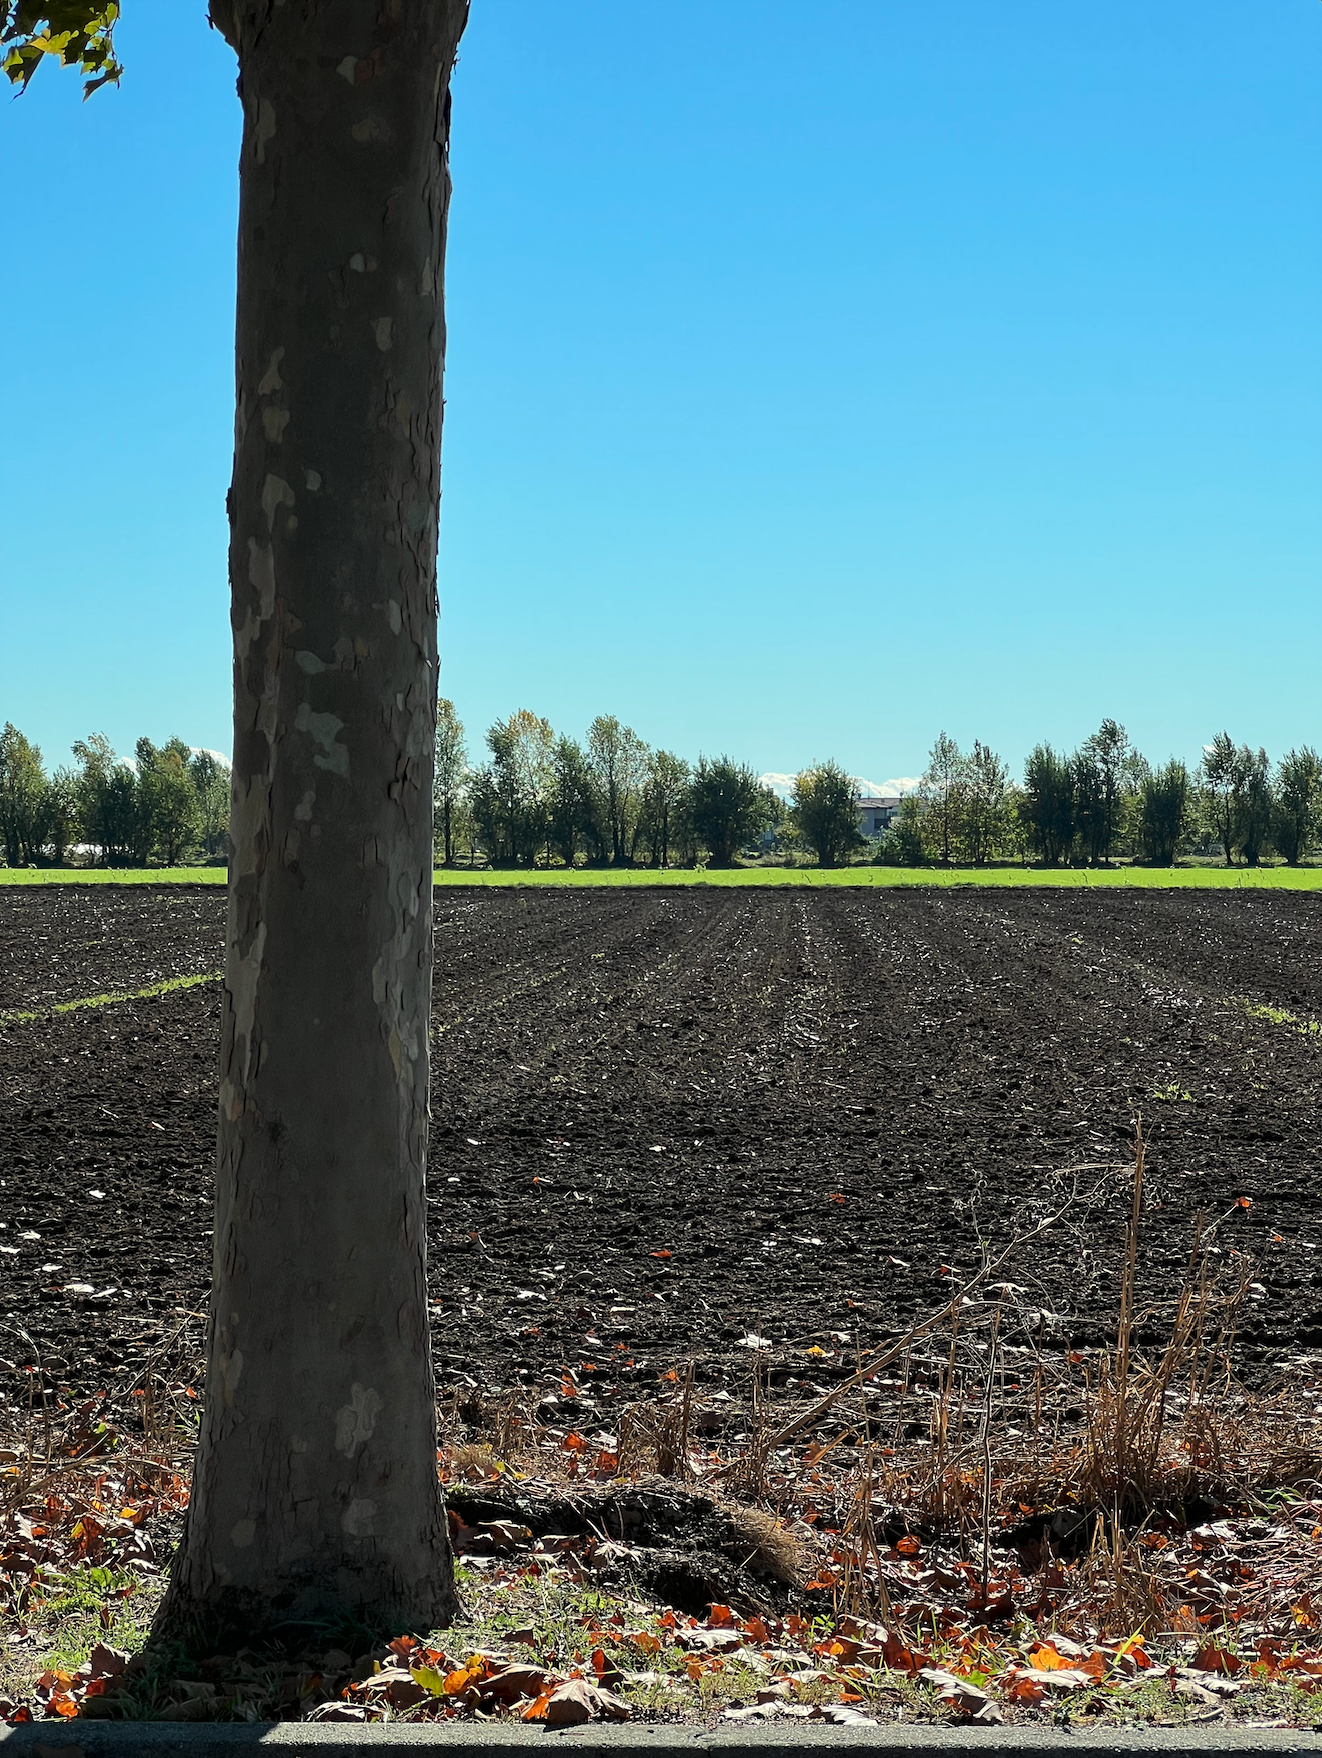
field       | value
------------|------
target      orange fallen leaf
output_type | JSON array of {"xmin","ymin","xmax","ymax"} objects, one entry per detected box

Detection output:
[
  {"xmin": 1007, "ymin": 1674, "xmax": 1047, "ymax": 1704},
  {"xmin": 1192, "ymin": 1644, "xmax": 1243, "ymax": 1676}
]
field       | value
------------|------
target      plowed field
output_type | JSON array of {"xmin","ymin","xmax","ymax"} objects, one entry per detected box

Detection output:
[{"xmin": 2, "ymin": 886, "xmax": 1321, "ymax": 1421}]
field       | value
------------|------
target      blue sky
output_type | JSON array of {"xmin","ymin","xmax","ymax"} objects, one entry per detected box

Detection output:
[{"xmin": 2, "ymin": 0, "xmax": 1319, "ymax": 788}]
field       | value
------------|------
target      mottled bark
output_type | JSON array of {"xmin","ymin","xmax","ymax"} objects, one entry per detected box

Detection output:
[{"xmin": 158, "ymin": 0, "xmax": 468, "ymax": 1636}]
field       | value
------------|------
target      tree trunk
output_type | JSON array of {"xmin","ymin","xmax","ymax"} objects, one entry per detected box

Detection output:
[{"xmin": 158, "ymin": 0, "xmax": 468, "ymax": 1640}]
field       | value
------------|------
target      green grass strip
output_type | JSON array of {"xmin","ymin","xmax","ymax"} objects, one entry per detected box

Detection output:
[
  {"xmin": 0, "ymin": 867, "xmax": 225, "ymax": 884},
  {"xmin": 0, "ymin": 970, "xmax": 222, "ymax": 1027},
  {"xmin": 430, "ymin": 864, "xmax": 1322, "ymax": 889},
  {"xmin": 5, "ymin": 864, "xmax": 1322, "ymax": 890}
]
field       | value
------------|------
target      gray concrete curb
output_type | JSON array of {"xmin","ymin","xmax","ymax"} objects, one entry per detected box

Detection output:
[{"xmin": 2, "ymin": 1727, "xmax": 1320, "ymax": 1756}]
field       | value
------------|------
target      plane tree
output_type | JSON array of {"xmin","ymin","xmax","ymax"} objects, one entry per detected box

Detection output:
[{"xmin": 7, "ymin": 0, "xmax": 471, "ymax": 1638}]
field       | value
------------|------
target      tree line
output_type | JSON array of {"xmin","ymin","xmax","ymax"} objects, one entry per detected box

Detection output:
[
  {"xmin": 439, "ymin": 707, "xmax": 1322, "ymax": 871},
  {"xmin": 889, "ymin": 721, "xmax": 1322, "ymax": 868},
  {"xmin": 434, "ymin": 703, "xmax": 784, "ymax": 868},
  {"xmin": 0, "ymin": 725, "xmax": 229, "ymax": 867},
  {"xmin": 4, "ymin": 708, "xmax": 1317, "ymax": 870}
]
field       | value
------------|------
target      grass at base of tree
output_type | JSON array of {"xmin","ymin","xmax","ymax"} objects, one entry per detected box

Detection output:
[{"xmin": 4, "ymin": 865, "xmax": 1322, "ymax": 890}]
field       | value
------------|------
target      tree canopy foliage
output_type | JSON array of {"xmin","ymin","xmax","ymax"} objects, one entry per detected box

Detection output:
[
  {"xmin": 0, "ymin": 723, "xmax": 228, "ymax": 866},
  {"xmin": 1, "ymin": 0, "xmax": 120, "ymax": 95},
  {"xmin": 791, "ymin": 761, "xmax": 863, "ymax": 867}
]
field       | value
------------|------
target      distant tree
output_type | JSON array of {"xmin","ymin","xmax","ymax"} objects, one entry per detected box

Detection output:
[
  {"xmin": 466, "ymin": 766, "xmax": 505, "ymax": 866},
  {"xmin": 547, "ymin": 735, "xmax": 594, "ymax": 866},
  {"xmin": 792, "ymin": 761, "xmax": 863, "ymax": 867},
  {"xmin": 72, "ymin": 734, "xmax": 137, "ymax": 865},
  {"xmin": 1200, "ymin": 733, "xmax": 1239, "ymax": 865},
  {"xmin": 1198, "ymin": 734, "xmax": 1273, "ymax": 866},
  {"xmin": 1070, "ymin": 749, "xmax": 1107, "ymax": 866},
  {"xmin": 1020, "ymin": 744, "xmax": 1073, "ymax": 865},
  {"xmin": 1078, "ymin": 719, "xmax": 1140, "ymax": 865},
  {"xmin": 450, "ymin": 793, "xmax": 478, "ymax": 867},
  {"xmin": 433, "ymin": 698, "xmax": 468, "ymax": 867},
  {"xmin": 189, "ymin": 750, "xmax": 231, "ymax": 860},
  {"xmin": 0, "ymin": 723, "xmax": 48, "ymax": 866},
  {"xmin": 136, "ymin": 737, "xmax": 201, "ymax": 866},
  {"xmin": 1138, "ymin": 760, "xmax": 1190, "ymax": 866},
  {"xmin": 639, "ymin": 749, "xmax": 690, "ymax": 868},
  {"xmin": 1273, "ymin": 747, "xmax": 1321, "ymax": 866},
  {"xmin": 587, "ymin": 715, "xmax": 650, "ymax": 865},
  {"xmin": 1000, "ymin": 783, "xmax": 1029, "ymax": 864},
  {"xmin": 1113, "ymin": 769, "xmax": 1146, "ymax": 864},
  {"xmin": 920, "ymin": 732, "xmax": 964, "ymax": 865},
  {"xmin": 1236, "ymin": 745, "xmax": 1272, "ymax": 868},
  {"xmin": 881, "ymin": 794, "xmax": 927, "ymax": 866},
  {"xmin": 688, "ymin": 756, "xmax": 772, "ymax": 865},
  {"xmin": 669, "ymin": 781, "xmax": 703, "ymax": 867},
  {"xmin": 35, "ymin": 765, "xmax": 78, "ymax": 865},
  {"xmin": 957, "ymin": 740, "xmax": 1009, "ymax": 865},
  {"xmin": 479, "ymin": 710, "xmax": 554, "ymax": 865}
]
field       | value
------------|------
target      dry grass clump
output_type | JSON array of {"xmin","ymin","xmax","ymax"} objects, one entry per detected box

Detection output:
[{"xmin": 726, "ymin": 1506, "xmax": 812, "ymax": 1587}]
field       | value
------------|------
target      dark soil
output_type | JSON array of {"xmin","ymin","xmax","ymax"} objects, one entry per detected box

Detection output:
[
  {"xmin": 3, "ymin": 886, "xmax": 1322, "ymax": 1425},
  {"xmin": 0, "ymin": 885, "xmax": 220, "ymax": 1012}
]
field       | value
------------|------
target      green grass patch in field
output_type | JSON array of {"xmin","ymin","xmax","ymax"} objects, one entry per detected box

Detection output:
[
  {"xmin": 1149, "ymin": 1081, "xmax": 1195, "ymax": 1102},
  {"xmin": 431, "ymin": 864, "xmax": 1322, "ymax": 890},
  {"xmin": 0, "ymin": 970, "xmax": 222, "ymax": 1027},
  {"xmin": 1244, "ymin": 1001, "xmax": 1322, "ymax": 1038}
]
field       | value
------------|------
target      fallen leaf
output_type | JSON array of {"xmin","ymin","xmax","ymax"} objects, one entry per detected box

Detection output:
[
  {"xmin": 919, "ymin": 1666, "xmax": 1002, "ymax": 1722},
  {"xmin": 479, "ymin": 1664, "xmax": 555, "ymax": 1704},
  {"xmin": 1008, "ymin": 1666, "xmax": 1095, "ymax": 1693},
  {"xmin": 544, "ymin": 1679, "xmax": 596, "ymax": 1726},
  {"xmin": 1192, "ymin": 1645, "xmax": 1243, "ymax": 1677},
  {"xmin": 816, "ymin": 1704, "xmax": 879, "ymax": 1725}
]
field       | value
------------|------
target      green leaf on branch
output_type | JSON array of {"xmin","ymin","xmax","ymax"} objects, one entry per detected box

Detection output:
[{"xmin": 1, "ymin": 1, "xmax": 121, "ymax": 97}]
